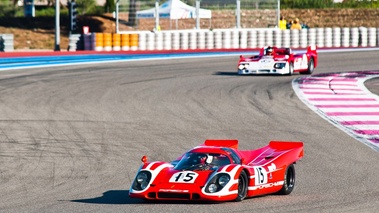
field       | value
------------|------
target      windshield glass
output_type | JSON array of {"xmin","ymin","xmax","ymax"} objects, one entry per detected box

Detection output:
[{"xmin": 174, "ymin": 152, "xmax": 231, "ymax": 171}]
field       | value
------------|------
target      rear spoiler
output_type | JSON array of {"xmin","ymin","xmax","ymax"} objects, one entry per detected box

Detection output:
[
  {"xmin": 269, "ymin": 141, "xmax": 304, "ymax": 158},
  {"xmin": 269, "ymin": 141, "xmax": 303, "ymax": 149},
  {"xmin": 203, "ymin": 139, "xmax": 239, "ymax": 149}
]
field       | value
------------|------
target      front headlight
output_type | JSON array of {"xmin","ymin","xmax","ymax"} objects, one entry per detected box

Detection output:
[
  {"xmin": 140, "ymin": 180, "xmax": 149, "ymax": 190},
  {"xmin": 132, "ymin": 171, "xmax": 152, "ymax": 191},
  {"xmin": 137, "ymin": 172, "xmax": 148, "ymax": 184},
  {"xmin": 274, "ymin": 63, "xmax": 286, "ymax": 69},
  {"xmin": 205, "ymin": 173, "xmax": 231, "ymax": 193},
  {"xmin": 218, "ymin": 175, "xmax": 230, "ymax": 187},
  {"xmin": 238, "ymin": 64, "xmax": 248, "ymax": 70},
  {"xmin": 208, "ymin": 183, "xmax": 218, "ymax": 193}
]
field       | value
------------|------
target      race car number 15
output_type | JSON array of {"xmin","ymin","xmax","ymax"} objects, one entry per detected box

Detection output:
[
  {"xmin": 254, "ymin": 166, "xmax": 268, "ymax": 185},
  {"xmin": 169, "ymin": 171, "xmax": 198, "ymax": 183}
]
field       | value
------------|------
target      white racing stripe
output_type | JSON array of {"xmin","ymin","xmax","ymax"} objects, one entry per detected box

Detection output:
[
  {"xmin": 346, "ymin": 125, "xmax": 379, "ymax": 130},
  {"xmin": 299, "ymin": 84, "xmax": 359, "ymax": 89},
  {"xmin": 303, "ymin": 89, "xmax": 364, "ymax": 96},
  {"xmin": 320, "ymin": 108, "xmax": 379, "ymax": 113},
  {"xmin": 303, "ymin": 94, "xmax": 371, "ymax": 99},
  {"xmin": 309, "ymin": 101, "xmax": 378, "ymax": 105},
  {"xmin": 332, "ymin": 116, "xmax": 379, "ymax": 122}
]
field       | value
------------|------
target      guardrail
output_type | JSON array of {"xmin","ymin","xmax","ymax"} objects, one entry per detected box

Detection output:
[{"xmin": 69, "ymin": 27, "xmax": 379, "ymax": 51}]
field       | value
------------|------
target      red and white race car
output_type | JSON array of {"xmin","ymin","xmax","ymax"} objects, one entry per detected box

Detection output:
[
  {"xmin": 129, "ymin": 139, "xmax": 303, "ymax": 202},
  {"xmin": 238, "ymin": 46, "xmax": 318, "ymax": 75}
]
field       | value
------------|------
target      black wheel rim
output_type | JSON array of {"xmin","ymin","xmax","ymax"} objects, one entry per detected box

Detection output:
[
  {"xmin": 287, "ymin": 167, "xmax": 294, "ymax": 188},
  {"xmin": 290, "ymin": 64, "xmax": 294, "ymax": 74},
  {"xmin": 238, "ymin": 176, "xmax": 245, "ymax": 193},
  {"xmin": 309, "ymin": 60, "xmax": 314, "ymax": 72}
]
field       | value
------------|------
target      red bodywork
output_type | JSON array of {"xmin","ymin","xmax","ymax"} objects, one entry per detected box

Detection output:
[{"xmin": 129, "ymin": 139, "xmax": 303, "ymax": 202}]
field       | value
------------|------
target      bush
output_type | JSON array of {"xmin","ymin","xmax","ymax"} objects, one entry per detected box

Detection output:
[
  {"xmin": 335, "ymin": 0, "xmax": 379, "ymax": 8},
  {"xmin": 0, "ymin": 1, "xmax": 17, "ymax": 17},
  {"xmin": 35, "ymin": 7, "xmax": 56, "ymax": 16},
  {"xmin": 76, "ymin": 0, "xmax": 97, "ymax": 15}
]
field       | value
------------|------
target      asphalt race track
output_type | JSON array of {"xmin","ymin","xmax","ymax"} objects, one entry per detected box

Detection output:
[{"xmin": 0, "ymin": 50, "xmax": 378, "ymax": 213}]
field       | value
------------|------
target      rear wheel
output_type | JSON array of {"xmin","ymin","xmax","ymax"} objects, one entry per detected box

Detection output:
[
  {"xmin": 278, "ymin": 164, "xmax": 295, "ymax": 195},
  {"xmin": 235, "ymin": 170, "xmax": 248, "ymax": 202}
]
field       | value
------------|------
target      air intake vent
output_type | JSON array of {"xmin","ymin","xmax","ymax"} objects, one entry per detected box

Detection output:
[{"xmin": 157, "ymin": 192, "xmax": 191, "ymax": 199}]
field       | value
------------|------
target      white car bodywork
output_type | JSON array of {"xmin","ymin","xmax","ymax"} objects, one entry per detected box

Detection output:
[
  {"xmin": 238, "ymin": 55, "xmax": 290, "ymax": 75},
  {"xmin": 237, "ymin": 46, "xmax": 317, "ymax": 75}
]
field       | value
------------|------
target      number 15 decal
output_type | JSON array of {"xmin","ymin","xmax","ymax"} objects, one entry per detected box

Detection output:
[
  {"xmin": 169, "ymin": 171, "xmax": 198, "ymax": 183},
  {"xmin": 254, "ymin": 166, "xmax": 268, "ymax": 185}
]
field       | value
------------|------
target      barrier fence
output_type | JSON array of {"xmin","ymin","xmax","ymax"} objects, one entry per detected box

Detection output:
[
  {"xmin": 0, "ymin": 34, "xmax": 14, "ymax": 52},
  {"xmin": 67, "ymin": 27, "xmax": 379, "ymax": 52},
  {"xmin": 1, "ymin": 28, "xmax": 378, "ymax": 52}
]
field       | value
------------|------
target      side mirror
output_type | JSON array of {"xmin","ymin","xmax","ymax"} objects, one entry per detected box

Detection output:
[
  {"xmin": 240, "ymin": 158, "xmax": 245, "ymax": 165},
  {"xmin": 141, "ymin": 155, "xmax": 148, "ymax": 163}
]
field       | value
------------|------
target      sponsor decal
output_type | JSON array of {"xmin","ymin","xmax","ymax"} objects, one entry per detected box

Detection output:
[
  {"xmin": 267, "ymin": 163, "xmax": 276, "ymax": 172},
  {"xmin": 260, "ymin": 59, "xmax": 273, "ymax": 63},
  {"xmin": 250, "ymin": 181, "xmax": 284, "ymax": 190},
  {"xmin": 159, "ymin": 189, "xmax": 189, "ymax": 193}
]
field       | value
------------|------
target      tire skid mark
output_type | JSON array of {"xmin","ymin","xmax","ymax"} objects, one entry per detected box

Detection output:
[{"xmin": 293, "ymin": 71, "xmax": 379, "ymax": 151}]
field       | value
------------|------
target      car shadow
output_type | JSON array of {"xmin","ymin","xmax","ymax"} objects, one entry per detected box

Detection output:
[
  {"xmin": 71, "ymin": 190, "xmax": 142, "ymax": 204},
  {"xmin": 70, "ymin": 190, "xmax": 219, "ymax": 205},
  {"xmin": 213, "ymin": 71, "xmax": 294, "ymax": 77},
  {"xmin": 213, "ymin": 71, "xmax": 239, "ymax": 76}
]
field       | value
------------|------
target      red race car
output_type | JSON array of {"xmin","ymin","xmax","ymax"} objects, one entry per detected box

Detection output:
[
  {"xmin": 129, "ymin": 139, "xmax": 303, "ymax": 202},
  {"xmin": 238, "ymin": 46, "xmax": 318, "ymax": 75}
]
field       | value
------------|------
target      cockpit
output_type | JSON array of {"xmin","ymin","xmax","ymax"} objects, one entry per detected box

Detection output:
[{"xmin": 173, "ymin": 152, "xmax": 231, "ymax": 171}]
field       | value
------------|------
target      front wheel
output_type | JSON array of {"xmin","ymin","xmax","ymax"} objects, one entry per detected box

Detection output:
[
  {"xmin": 235, "ymin": 170, "xmax": 248, "ymax": 202},
  {"xmin": 278, "ymin": 164, "xmax": 295, "ymax": 195},
  {"xmin": 302, "ymin": 57, "xmax": 314, "ymax": 74},
  {"xmin": 287, "ymin": 62, "xmax": 294, "ymax": 76}
]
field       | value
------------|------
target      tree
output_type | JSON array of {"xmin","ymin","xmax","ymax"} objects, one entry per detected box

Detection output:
[{"xmin": 104, "ymin": 0, "xmax": 115, "ymax": 13}]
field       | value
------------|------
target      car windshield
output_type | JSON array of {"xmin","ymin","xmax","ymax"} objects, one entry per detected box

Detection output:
[{"xmin": 174, "ymin": 152, "xmax": 231, "ymax": 171}]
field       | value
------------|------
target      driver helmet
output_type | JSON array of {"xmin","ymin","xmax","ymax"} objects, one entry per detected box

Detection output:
[
  {"xmin": 206, "ymin": 155, "xmax": 213, "ymax": 164},
  {"xmin": 199, "ymin": 154, "xmax": 207, "ymax": 164},
  {"xmin": 266, "ymin": 46, "xmax": 273, "ymax": 55},
  {"xmin": 199, "ymin": 154, "xmax": 213, "ymax": 164}
]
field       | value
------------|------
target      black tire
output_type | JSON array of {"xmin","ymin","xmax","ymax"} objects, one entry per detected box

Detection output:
[
  {"xmin": 235, "ymin": 170, "xmax": 248, "ymax": 202},
  {"xmin": 278, "ymin": 164, "xmax": 295, "ymax": 195},
  {"xmin": 287, "ymin": 62, "xmax": 294, "ymax": 76},
  {"xmin": 302, "ymin": 57, "xmax": 314, "ymax": 74}
]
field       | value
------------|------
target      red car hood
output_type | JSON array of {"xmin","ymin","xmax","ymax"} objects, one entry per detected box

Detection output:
[{"xmin": 153, "ymin": 168, "xmax": 214, "ymax": 187}]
